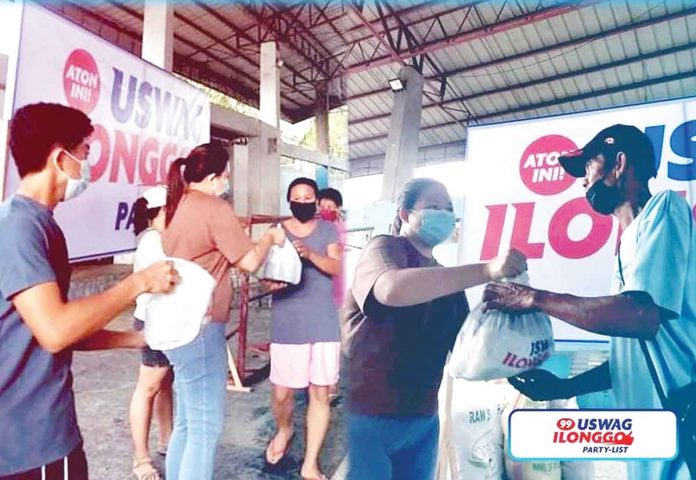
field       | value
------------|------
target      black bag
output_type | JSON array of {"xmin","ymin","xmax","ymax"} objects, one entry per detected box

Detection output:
[{"xmin": 618, "ymin": 249, "xmax": 696, "ymax": 477}]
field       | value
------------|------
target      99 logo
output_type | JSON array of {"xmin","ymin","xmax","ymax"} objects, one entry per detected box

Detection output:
[{"xmin": 557, "ymin": 418, "xmax": 576, "ymax": 430}]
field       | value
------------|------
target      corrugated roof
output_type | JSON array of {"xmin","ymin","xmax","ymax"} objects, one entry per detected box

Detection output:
[
  {"xmin": 40, "ymin": 0, "xmax": 696, "ymax": 172},
  {"xmin": 347, "ymin": 0, "xmax": 696, "ymax": 166}
]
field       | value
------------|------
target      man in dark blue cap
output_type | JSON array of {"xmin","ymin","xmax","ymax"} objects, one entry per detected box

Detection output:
[{"xmin": 483, "ymin": 124, "xmax": 694, "ymax": 480}]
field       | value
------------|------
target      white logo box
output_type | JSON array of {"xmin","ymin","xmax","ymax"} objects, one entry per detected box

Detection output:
[{"xmin": 509, "ymin": 409, "xmax": 677, "ymax": 460}]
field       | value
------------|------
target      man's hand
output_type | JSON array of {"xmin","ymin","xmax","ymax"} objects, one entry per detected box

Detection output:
[
  {"xmin": 75, "ymin": 329, "xmax": 146, "ymax": 351},
  {"xmin": 137, "ymin": 261, "xmax": 179, "ymax": 294},
  {"xmin": 508, "ymin": 369, "xmax": 573, "ymax": 401},
  {"xmin": 484, "ymin": 249, "xmax": 527, "ymax": 281},
  {"xmin": 483, "ymin": 281, "xmax": 537, "ymax": 313},
  {"xmin": 131, "ymin": 330, "xmax": 147, "ymax": 349}
]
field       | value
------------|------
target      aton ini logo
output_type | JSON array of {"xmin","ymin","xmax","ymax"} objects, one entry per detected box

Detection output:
[{"xmin": 63, "ymin": 49, "xmax": 100, "ymax": 114}]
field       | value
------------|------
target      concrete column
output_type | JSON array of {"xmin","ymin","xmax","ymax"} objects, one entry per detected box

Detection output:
[
  {"xmin": 248, "ymin": 41, "xmax": 281, "ymax": 215},
  {"xmin": 260, "ymin": 42, "xmax": 281, "ymax": 127},
  {"xmin": 142, "ymin": 0, "xmax": 174, "ymax": 71},
  {"xmin": 315, "ymin": 84, "xmax": 330, "ymax": 155},
  {"xmin": 231, "ymin": 143, "xmax": 249, "ymax": 216},
  {"xmin": 315, "ymin": 84, "xmax": 330, "ymax": 190},
  {"xmin": 380, "ymin": 66, "xmax": 424, "ymax": 202}
]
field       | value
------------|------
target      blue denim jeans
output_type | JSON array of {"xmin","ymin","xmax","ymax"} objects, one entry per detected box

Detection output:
[
  {"xmin": 164, "ymin": 323, "xmax": 227, "ymax": 480},
  {"xmin": 348, "ymin": 413, "xmax": 439, "ymax": 480}
]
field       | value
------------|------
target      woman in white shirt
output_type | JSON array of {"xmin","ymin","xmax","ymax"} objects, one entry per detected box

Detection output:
[{"xmin": 128, "ymin": 186, "xmax": 172, "ymax": 480}]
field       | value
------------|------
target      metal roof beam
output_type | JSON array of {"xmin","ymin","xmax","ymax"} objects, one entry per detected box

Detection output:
[
  {"xmin": 343, "ymin": 1, "xmax": 590, "ymax": 75},
  {"xmin": 239, "ymin": 1, "xmax": 334, "ymax": 80},
  {"xmin": 347, "ymin": 0, "xmax": 404, "ymax": 68},
  {"xmin": 312, "ymin": 1, "xmax": 355, "ymax": 77},
  {"xmin": 350, "ymin": 68, "xmax": 696, "ymax": 145},
  {"xmin": 343, "ymin": 3, "xmax": 456, "ymax": 37},
  {"xmin": 95, "ymin": 1, "xmax": 316, "ymax": 119},
  {"xmin": 263, "ymin": 2, "xmax": 352, "ymax": 80},
  {"xmin": 189, "ymin": 1, "xmax": 316, "ymax": 104},
  {"xmin": 351, "ymin": 40, "xmax": 696, "ymax": 125},
  {"xmin": 378, "ymin": 1, "xmax": 473, "ymax": 126},
  {"xmin": 346, "ymin": 3, "xmax": 480, "ymax": 45},
  {"xmin": 336, "ymin": 2, "xmax": 478, "ymax": 76},
  {"xmin": 235, "ymin": 4, "xmax": 346, "ymax": 40},
  {"xmin": 347, "ymin": 4, "xmax": 696, "ymax": 102},
  {"xmin": 171, "ymin": 16, "xmax": 262, "ymax": 91},
  {"xmin": 106, "ymin": 1, "xmax": 281, "ymax": 106}
]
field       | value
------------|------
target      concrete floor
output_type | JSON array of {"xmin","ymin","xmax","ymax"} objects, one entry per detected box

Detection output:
[
  {"xmin": 71, "ymin": 305, "xmax": 347, "ymax": 480},
  {"xmin": 66, "ymin": 266, "xmax": 626, "ymax": 480}
]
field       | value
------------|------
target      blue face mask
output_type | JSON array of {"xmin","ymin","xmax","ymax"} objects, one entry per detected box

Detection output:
[
  {"xmin": 55, "ymin": 149, "xmax": 90, "ymax": 201},
  {"xmin": 412, "ymin": 209, "xmax": 456, "ymax": 246}
]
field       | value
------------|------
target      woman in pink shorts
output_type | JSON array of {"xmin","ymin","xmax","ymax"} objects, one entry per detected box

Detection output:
[{"xmin": 264, "ymin": 177, "xmax": 342, "ymax": 480}]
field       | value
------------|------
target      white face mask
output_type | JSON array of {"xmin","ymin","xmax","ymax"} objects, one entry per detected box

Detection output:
[
  {"xmin": 215, "ymin": 177, "xmax": 231, "ymax": 197},
  {"xmin": 209, "ymin": 173, "xmax": 230, "ymax": 197},
  {"xmin": 54, "ymin": 149, "xmax": 90, "ymax": 201}
]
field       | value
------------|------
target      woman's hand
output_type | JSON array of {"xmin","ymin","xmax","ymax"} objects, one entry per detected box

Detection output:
[
  {"xmin": 484, "ymin": 249, "xmax": 527, "ymax": 281},
  {"xmin": 293, "ymin": 240, "xmax": 315, "ymax": 261},
  {"xmin": 265, "ymin": 227, "xmax": 286, "ymax": 246},
  {"xmin": 262, "ymin": 280, "xmax": 288, "ymax": 292},
  {"xmin": 482, "ymin": 281, "xmax": 538, "ymax": 313}
]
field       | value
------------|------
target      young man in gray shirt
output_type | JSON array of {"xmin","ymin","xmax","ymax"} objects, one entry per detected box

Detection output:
[{"xmin": 0, "ymin": 103, "xmax": 176, "ymax": 479}]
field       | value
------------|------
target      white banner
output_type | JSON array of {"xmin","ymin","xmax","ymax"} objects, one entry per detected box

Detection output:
[
  {"xmin": 459, "ymin": 97, "xmax": 696, "ymax": 342},
  {"xmin": 4, "ymin": 4, "xmax": 210, "ymax": 260},
  {"xmin": 509, "ymin": 409, "xmax": 677, "ymax": 460}
]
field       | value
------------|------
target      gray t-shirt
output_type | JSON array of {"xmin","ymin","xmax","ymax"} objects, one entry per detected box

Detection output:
[
  {"xmin": 0, "ymin": 195, "xmax": 80, "ymax": 475},
  {"xmin": 342, "ymin": 235, "xmax": 469, "ymax": 416},
  {"xmin": 271, "ymin": 219, "xmax": 340, "ymax": 344}
]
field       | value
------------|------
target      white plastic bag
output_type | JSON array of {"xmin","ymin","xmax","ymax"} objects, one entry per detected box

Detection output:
[
  {"xmin": 144, "ymin": 258, "xmax": 216, "ymax": 351},
  {"xmin": 438, "ymin": 370, "xmax": 519, "ymax": 480},
  {"xmin": 502, "ymin": 394, "xmax": 561, "ymax": 480},
  {"xmin": 501, "ymin": 396, "xmax": 594, "ymax": 480},
  {"xmin": 449, "ymin": 273, "xmax": 553, "ymax": 381},
  {"xmin": 260, "ymin": 237, "xmax": 302, "ymax": 285},
  {"xmin": 560, "ymin": 461, "xmax": 594, "ymax": 480}
]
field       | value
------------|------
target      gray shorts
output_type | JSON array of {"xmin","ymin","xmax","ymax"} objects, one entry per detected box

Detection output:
[{"xmin": 132, "ymin": 319, "xmax": 171, "ymax": 368}]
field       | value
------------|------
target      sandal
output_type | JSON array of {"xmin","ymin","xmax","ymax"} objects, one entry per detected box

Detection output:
[
  {"xmin": 132, "ymin": 458, "xmax": 162, "ymax": 480},
  {"xmin": 264, "ymin": 430, "xmax": 294, "ymax": 466},
  {"xmin": 156, "ymin": 443, "xmax": 168, "ymax": 456},
  {"xmin": 300, "ymin": 460, "xmax": 328, "ymax": 480},
  {"xmin": 301, "ymin": 473, "xmax": 328, "ymax": 480}
]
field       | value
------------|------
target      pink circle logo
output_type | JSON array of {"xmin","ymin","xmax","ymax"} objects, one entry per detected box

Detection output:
[
  {"xmin": 63, "ymin": 49, "xmax": 100, "ymax": 114},
  {"xmin": 519, "ymin": 135, "xmax": 577, "ymax": 196}
]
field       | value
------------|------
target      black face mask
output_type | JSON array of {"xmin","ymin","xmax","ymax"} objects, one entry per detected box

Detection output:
[
  {"xmin": 586, "ymin": 175, "xmax": 622, "ymax": 215},
  {"xmin": 290, "ymin": 201, "xmax": 317, "ymax": 223}
]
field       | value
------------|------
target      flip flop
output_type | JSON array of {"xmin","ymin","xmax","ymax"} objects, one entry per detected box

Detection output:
[
  {"xmin": 132, "ymin": 458, "xmax": 162, "ymax": 480},
  {"xmin": 301, "ymin": 473, "xmax": 328, "ymax": 480},
  {"xmin": 264, "ymin": 431, "xmax": 295, "ymax": 466},
  {"xmin": 156, "ymin": 443, "xmax": 168, "ymax": 456}
]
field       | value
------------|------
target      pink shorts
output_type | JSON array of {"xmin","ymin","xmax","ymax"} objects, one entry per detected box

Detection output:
[{"xmin": 269, "ymin": 342, "xmax": 341, "ymax": 389}]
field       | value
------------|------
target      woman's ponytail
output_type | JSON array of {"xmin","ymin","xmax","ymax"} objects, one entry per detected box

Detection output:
[
  {"xmin": 165, "ymin": 157, "xmax": 187, "ymax": 226},
  {"xmin": 164, "ymin": 143, "xmax": 230, "ymax": 226}
]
